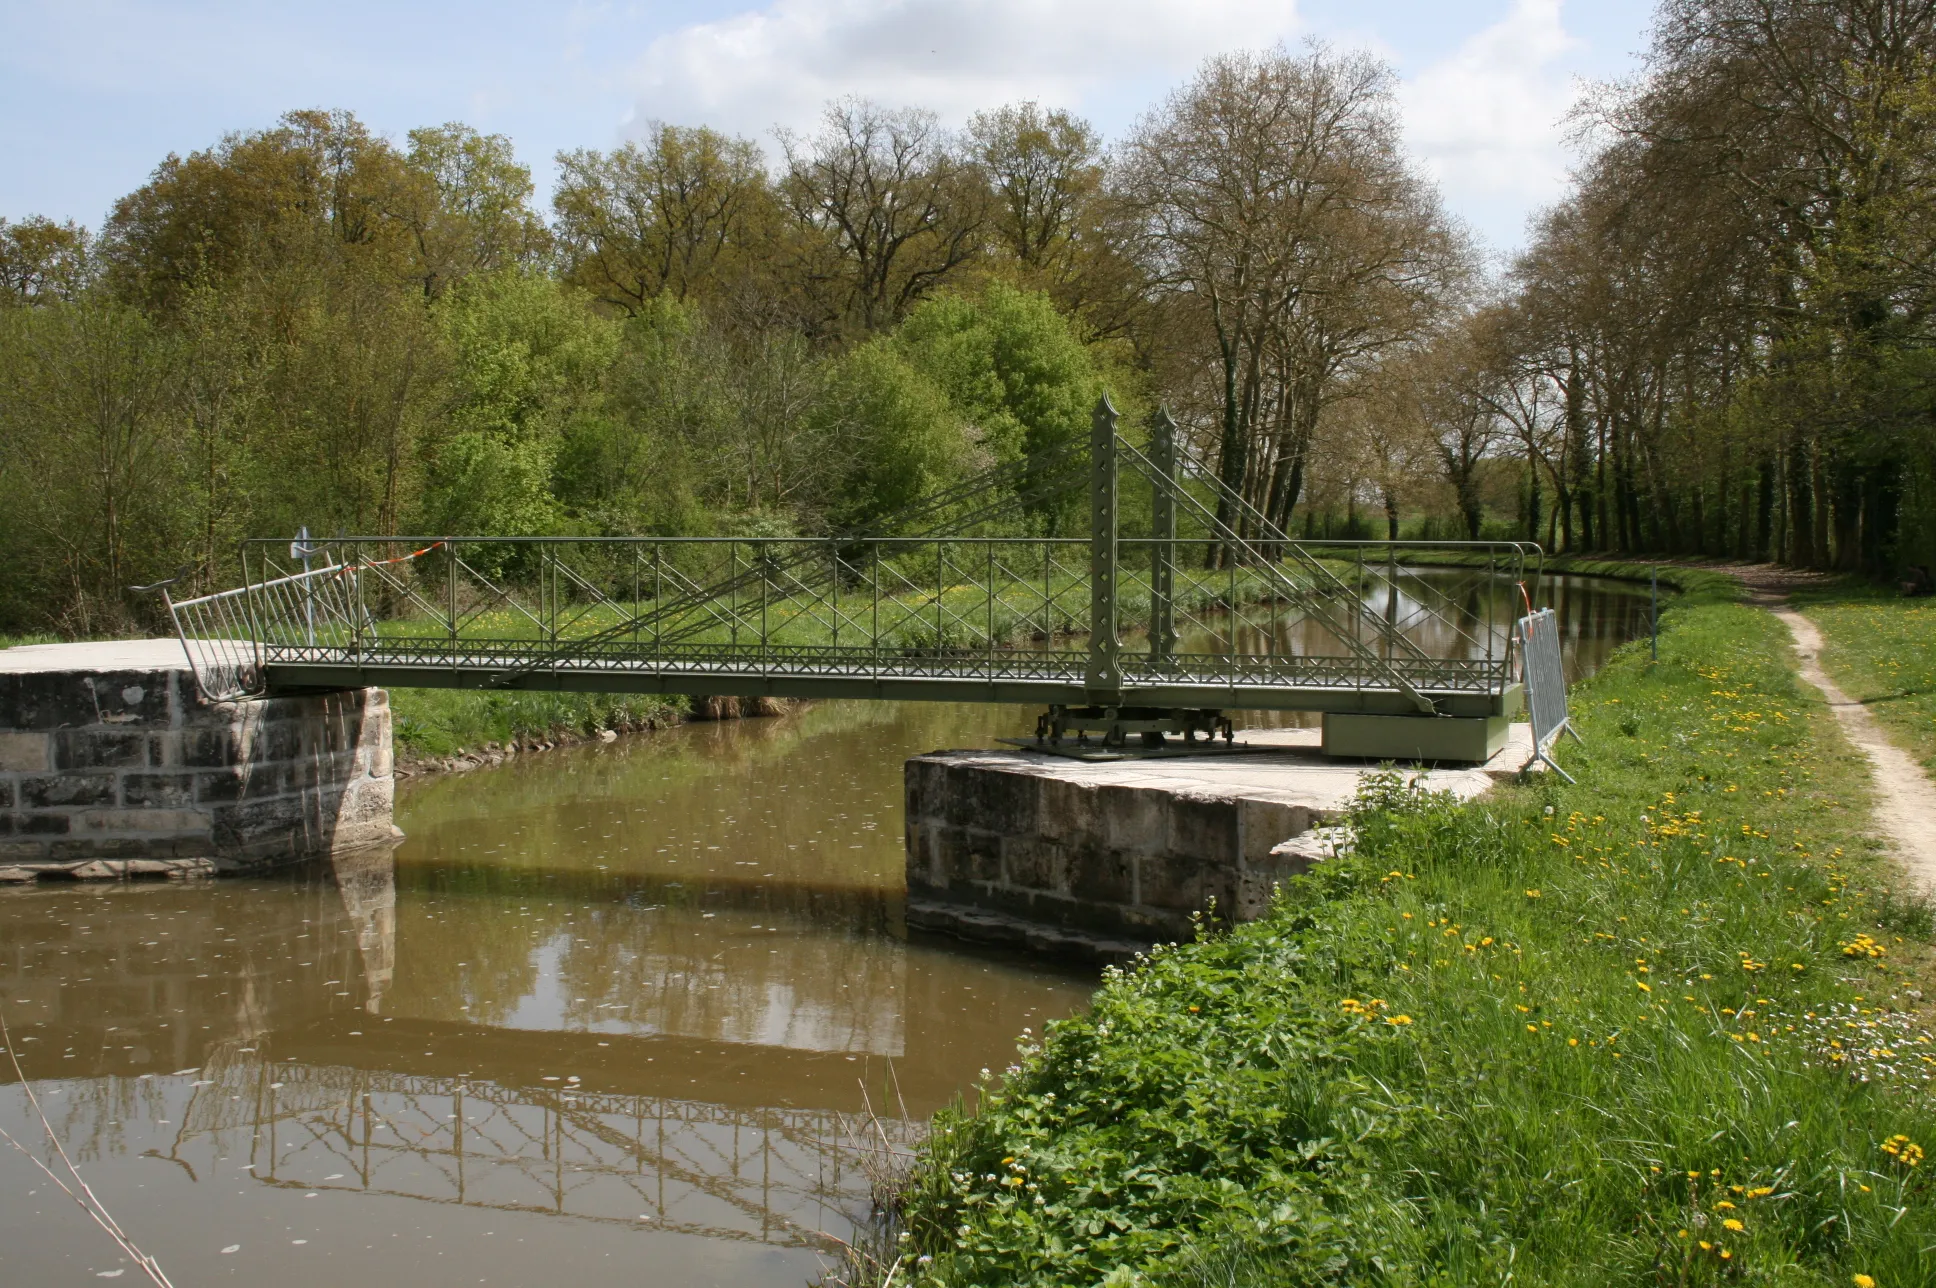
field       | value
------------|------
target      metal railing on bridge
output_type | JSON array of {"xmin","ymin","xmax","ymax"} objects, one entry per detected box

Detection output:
[{"xmin": 162, "ymin": 400, "xmax": 1541, "ymax": 726}]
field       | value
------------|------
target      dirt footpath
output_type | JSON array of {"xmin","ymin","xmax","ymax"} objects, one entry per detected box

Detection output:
[{"xmin": 1717, "ymin": 563, "xmax": 1936, "ymax": 896}]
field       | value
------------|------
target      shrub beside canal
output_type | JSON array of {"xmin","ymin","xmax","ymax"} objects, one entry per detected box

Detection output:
[
  {"xmin": 390, "ymin": 687, "xmax": 688, "ymax": 762},
  {"xmin": 894, "ymin": 582, "xmax": 1936, "ymax": 1285}
]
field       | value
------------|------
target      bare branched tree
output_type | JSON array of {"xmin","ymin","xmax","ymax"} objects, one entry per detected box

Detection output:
[
  {"xmin": 778, "ymin": 100, "xmax": 987, "ymax": 335},
  {"xmin": 553, "ymin": 125, "xmax": 773, "ymax": 314},
  {"xmin": 1122, "ymin": 44, "xmax": 1470, "ymax": 560}
]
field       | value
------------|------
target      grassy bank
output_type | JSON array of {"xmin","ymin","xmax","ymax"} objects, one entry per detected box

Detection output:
[
  {"xmin": 387, "ymin": 688, "xmax": 688, "ymax": 761},
  {"xmin": 893, "ymin": 573, "xmax": 1936, "ymax": 1285},
  {"xmin": 1795, "ymin": 589, "xmax": 1936, "ymax": 776}
]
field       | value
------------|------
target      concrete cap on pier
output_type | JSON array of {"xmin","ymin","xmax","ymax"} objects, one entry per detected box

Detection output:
[{"xmin": 0, "ymin": 638, "xmax": 191, "ymax": 673}]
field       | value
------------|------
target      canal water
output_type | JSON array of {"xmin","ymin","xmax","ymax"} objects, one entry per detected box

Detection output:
[{"xmin": 0, "ymin": 573, "xmax": 1653, "ymax": 1285}]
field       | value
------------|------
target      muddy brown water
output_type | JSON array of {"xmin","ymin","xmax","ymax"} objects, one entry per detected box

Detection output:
[{"xmin": 0, "ymin": 573, "xmax": 1652, "ymax": 1285}]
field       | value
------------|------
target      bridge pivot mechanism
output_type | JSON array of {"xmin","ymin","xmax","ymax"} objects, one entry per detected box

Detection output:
[{"xmin": 1033, "ymin": 705, "xmax": 1234, "ymax": 750}]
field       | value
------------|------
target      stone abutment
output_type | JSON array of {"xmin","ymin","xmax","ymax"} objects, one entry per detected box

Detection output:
[
  {"xmin": 0, "ymin": 640, "xmax": 394, "ymax": 880},
  {"xmin": 905, "ymin": 727, "xmax": 1537, "ymax": 961}
]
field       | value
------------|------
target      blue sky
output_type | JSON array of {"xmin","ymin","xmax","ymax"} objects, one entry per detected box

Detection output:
[{"xmin": 0, "ymin": 0, "xmax": 1656, "ymax": 255}]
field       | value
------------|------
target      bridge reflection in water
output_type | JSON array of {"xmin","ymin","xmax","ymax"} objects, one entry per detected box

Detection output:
[
  {"xmin": 0, "ymin": 800, "xmax": 1073, "ymax": 1278},
  {"xmin": 166, "ymin": 1045, "xmax": 909, "ymax": 1248},
  {"xmin": 118, "ymin": 837, "xmax": 925, "ymax": 1251}
]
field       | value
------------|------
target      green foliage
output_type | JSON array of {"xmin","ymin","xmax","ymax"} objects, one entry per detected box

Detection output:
[
  {"xmin": 0, "ymin": 214, "xmax": 90, "ymax": 305},
  {"xmin": 815, "ymin": 339, "xmax": 967, "ymax": 533},
  {"xmin": 0, "ymin": 255, "xmax": 1129, "ymax": 632},
  {"xmin": 552, "ymin": 125, "xmax": 769, "ymax": 311},
  {"xmin": 389, "ymin": 687, "xmax": 685, "ymax": 759},
  {"xmin": 244, "ymin": 262, "xmax": 445, "ymax": 539},
  {"xmin": 1492, "ymin": 5, "xmax": 1936, "ymax": 573},
  {"xmin": 423, "ymin": 270, "xmax": 620, "ymax": 537},
  {"xmin": 552, "ymin": 294, "xmax": 715, "ymax": 536},
  {"xmin": 894, "ymin": 284, "xmax": 1107, "ymax": 534},
  {"xmin": 0, "ymin": 294, "xmax": 186, "ymax": 634},
  {"xmin": 898, "ymin": 585, "xmax": 1936, "ymax": 1286},
  {"xmin": 402, "ymin": 123, "xmax": 552, "ymax": 296},
  {"xmin": 895, "ymin": 284, "xmax": 1101, "ymax": 466},
  {"xmin": 0, "ymin": 99, "xmax": 1133, "ymax": 634}
]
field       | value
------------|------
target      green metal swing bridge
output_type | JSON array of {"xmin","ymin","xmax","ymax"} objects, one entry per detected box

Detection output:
[{"xmin": 163, "ymin": 400, "xmax": 1538, "ymax": 741}]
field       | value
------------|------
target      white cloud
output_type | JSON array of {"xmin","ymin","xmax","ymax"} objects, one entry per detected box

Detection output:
[
  {"xmin": 1399, "ymin": 0, "xmax": 1582, "ymax": 214},
  {"xmin": 620, "ymin": 0, "xmax": 1611, "ymax": 249},
  {"xmin": 625, "ymin": 0, "xmax": 1303, "ymax": 143}
]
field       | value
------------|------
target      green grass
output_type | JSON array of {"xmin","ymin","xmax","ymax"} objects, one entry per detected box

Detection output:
[
  {"xmin": 1534, "ymin": 555, "xmax": 1745, "ymax": 601},
  {"xmin": 387, "ymin": 688, "xmax": 687, "ymax": 760},
  {"xmin": 892, "ymin": 575, "xmax": 1936, "ymax": 1286},
  {"xmin": 1794, "ymin": 588, "xmax": 1936, "ymax": 777},
  {"xmin": 364, "ymin": 559, "xmax": 1338, "ymax": 657}
]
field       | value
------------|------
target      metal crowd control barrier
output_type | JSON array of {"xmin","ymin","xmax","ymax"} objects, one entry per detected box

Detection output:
[{"xmin": 1516, "ymin": 607, "xmax": 1580, "ymax": 782}]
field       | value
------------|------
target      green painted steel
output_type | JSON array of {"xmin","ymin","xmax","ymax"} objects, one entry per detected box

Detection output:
[
  {"xmin": 1149, "ymin": 408, "xmax": 1178, "ymax": 671},
  {"xmin": 1086, "ymin": 397, "xmax": 1121, "ymax": 701},
  {"xmin": 1320, "ymin": 712, "xmax": 1513, "ymax": 761},
  {"xmin": 163, "ymin": 399, "xmax": 1542, "ymax": 716}
]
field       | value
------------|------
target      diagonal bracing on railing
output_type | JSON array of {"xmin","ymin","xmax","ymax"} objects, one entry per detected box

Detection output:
[
  {"xmin": 161, "ymin": 399, "xmax": 1540, "ymax": 727},
  {"xmin": 1117, "ymin": 423, "xmax": 1433, "ymax": 714},
  {"xmin": 471, "ymin": 439, "xmax": 1091, "ymax": 691}
]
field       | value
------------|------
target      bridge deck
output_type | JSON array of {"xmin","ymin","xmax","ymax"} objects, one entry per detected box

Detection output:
[{"xmin": 262, "ymin": 645, "xmax": 1521, "ymax": 717}]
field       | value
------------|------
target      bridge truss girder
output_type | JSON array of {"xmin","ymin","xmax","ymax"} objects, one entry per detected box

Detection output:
[
  {"xmin": 164, "ymin": 398, "xmax": 1540, "ymax": 718},
  {"xmin": 263, "ymin": 660, "xmax": 1517, "ymax": 718}
]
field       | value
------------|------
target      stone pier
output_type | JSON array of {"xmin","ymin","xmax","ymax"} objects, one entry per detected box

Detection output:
[
  {"xmin": 905, "ymin": 726, "xmax": 1536, "ymax": 960},
  {"xmin": 0, "ymin": 640, "xmax": 394, "ymax": 880}
]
